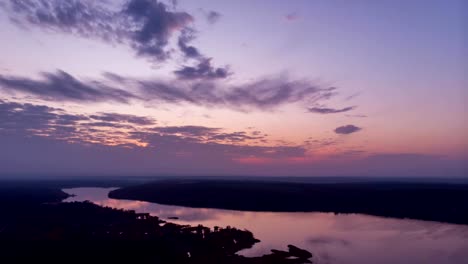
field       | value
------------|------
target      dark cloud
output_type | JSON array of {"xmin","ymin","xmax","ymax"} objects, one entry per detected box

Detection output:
[
  {"xmin": 122, "ymin": 0, "xmax": 193, "ymax": 60},
  {"xmin": 1, "ymin": 70, "xmax": 341, "ymax": 111},
  {"xmin": 0, "ymin": 70, "xmax": 137, "ymax": 103},
  {"xmin": 1, "ymin": 0, "xmax": 347, "ymax": 106},
  {"xmin": 90, "ymin": 113, "xmax": 156, "ymax": 126},
  {"xmin": 334, "ymin": 125, "xmax": 362, "ymax": 135},
  {"xmin": 3, "ymin": 0, "xmax": 227, "ymax": 74},
  {"xmin": 0, "ymin": 99, "xmax": 58, "ymax": 131},
  {"xmin": 175, "ymin": 27, "xmax": 230, "ymax": 80},
  {"xmin": 174, "ymin": 59, "xmax": 230, "ymax": 80},
  {"xmin": 3, "ymin": 0, "xmax": 193, "ymax": 61},
  {"xmin": 0, "ymin": 100, "xmax": 270, "ymax": 148},
  {"xmin": 308, "ymin": 106, "xmax": 356, "ymax": 114},
  {"xmin": 205, "ymin": 10, "xmax": 221, "ymax": 24},
  {"xmin": 6, "ymin": 0, "xmax": 113, "ymax": 35},
  {"xmin": 0, "ymin": 99, "xmax": 154, "ymax": 145},
  {"xmin": 222, "ymin": 79, "xmax": 334, "ymax": 109},
  {"xmin": 177, "ymin": 28, "xmax": 202, "ymax": 58},
  {"xmin": 139, "ymin": 77, "xmax": 336, "ymax": 110}
]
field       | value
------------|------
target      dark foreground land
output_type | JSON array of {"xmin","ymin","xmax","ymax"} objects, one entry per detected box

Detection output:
[
  {"xmin": 0, "ymin": 183, "xmax": 313, "ymax": 264},
  {"xmin": 109, "ymin": 179, "xmax": 468, "ymax": 225}
]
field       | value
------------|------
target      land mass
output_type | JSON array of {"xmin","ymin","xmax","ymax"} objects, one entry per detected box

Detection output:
[
  {"xmin": 0, "ymin": 181, "xmax": 313, "ymax": 264},
  {"xmin": 109, "ymin": 179, "xmax": 468, "ymax": 225}
]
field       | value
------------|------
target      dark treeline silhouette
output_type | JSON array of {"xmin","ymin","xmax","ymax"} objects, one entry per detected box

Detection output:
[
  {"xmin": 109, "ymin": 179, "xmax": 468, "ymax": 225},
  {"xmin": 0, "ymin": 182, "xmax": 313, "ymax": 264}
]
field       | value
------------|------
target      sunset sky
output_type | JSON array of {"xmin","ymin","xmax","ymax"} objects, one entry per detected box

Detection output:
[{"xmin": 0, "ymin": 0, "xmax": 466, "ymax": 177}]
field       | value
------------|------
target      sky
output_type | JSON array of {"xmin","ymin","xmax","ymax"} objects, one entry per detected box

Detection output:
[{"xmin": 0, "ymin": 0, "xmax": 466, "ymax": 178}]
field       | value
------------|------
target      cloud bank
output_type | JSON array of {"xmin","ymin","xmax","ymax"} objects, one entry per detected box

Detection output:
[{"xmin": 1, "ymin": 99, "xmax": 465, "ymax": 177}]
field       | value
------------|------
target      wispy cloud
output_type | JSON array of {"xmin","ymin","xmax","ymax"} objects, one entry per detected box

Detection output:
[
  {"xmin": 1, "ymin": 70, "xmax": 340, "ymax": 111},
  {"xmin": 153, "ymin": 125, "xmax": 220, "ymax": 137},
  {"xmin": 89, "ymin": 113, "xmax": 156, "ymax": 126},
  {"xmin": 308, "ymin": 106, "xmax": 356, "ymax": 114},
  {"xmin": 0, "ymin": 70, "xmax": 137, "ymax": 103}
]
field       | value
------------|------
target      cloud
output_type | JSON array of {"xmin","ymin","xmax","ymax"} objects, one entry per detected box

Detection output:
[
  {"xmin": 334, "ymin": 125, "xmax": 362, "ymax": 135},
  {"xmin": 251, "ymin": 131, "xmax": 262, "ymax": 136},
  {"xmin": 308, "ymin": 106, "xmax": 356, "ymax": 114},
  {"xmin": 153, "ymin": 126, "xmax": 220, "ymax": 137},
  {"xmin": 209, "ymin": 131, "xmax": 265, "ymax": 143},
  {"xmin": 0, "ymin": 70, "xmax": 137, "ymax": 103},
  {"xmin": 150, "ymin": 126, "xmax": 267, "ymax": 144},
  {"xmin": 0, "ymin": 99, "xmax": 59, "ymax": 131},
  {"xmin": 90, "ymin": 113, "xmax": 156, "ymax": 126},
  {"xmin": 175, "ymin": 27, "xmax": 230, "ymax": 80},
  {"xmin": 123, "ymin": 0, "xmax": 193, "ymax": 60},
  {"xmin": 0, "ymin": 100, "xmax": 311, "ymax": 176},
  {"xmin": 2, "ymin": 0, "xmax": 229, "ymax": 77},
  {"xmin": 3, "ymin": 0, "xmax": 193, "ymax": 61},
  {"xmin": 205, "ymin": 10, "xmax": 221, "ymax": 24},
  {"xmin": 174, "ymin": 58, "xmax": 230, "ymax": 80},
  {"xmin": 1, "ymin": 1, "xmax": 346, "ymax": 107},
  {"xmin": 304, "ymin": 138, "xmax": 338, "ymax": 148},
  {"xmin": 133, "ymin": 74, "xmax": 338, "ymax": 110},
  {"xmin": 177, "ymin": 28, "xmax": 202, "ymax": 59},
  {"xmin": 285, "ymin": 12, "xmax": 299, "ymax": 22},
  {"xmin": 0, "ymin": 100, "xmax": 269, "ymax": 147},
  {"xmin": 1, "ymin": 100, "xmax": 466, "ymax": 177},
  {"xmin": 1, "ymin": 69, "xmax": 341, "ymax": 111},
  {"xmin": 0, "ymin": 99, "xmax": 153, "ymax": 146}
]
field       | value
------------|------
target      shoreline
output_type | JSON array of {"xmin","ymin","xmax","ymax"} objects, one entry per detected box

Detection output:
[{"xmin": 108, "ymin": 179, "xmax": 468, "ymax": 225}]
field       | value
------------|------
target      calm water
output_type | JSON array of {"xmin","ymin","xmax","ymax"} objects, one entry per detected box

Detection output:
[{"xmin": 63, "ymin": 188, "xmax": 468, "ymax": 264}]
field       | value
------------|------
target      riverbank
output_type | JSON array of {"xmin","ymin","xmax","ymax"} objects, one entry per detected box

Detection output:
[
  {"xmin": 0, "ymin": 184, "xmax": 313, "ymax": 264},
  {"xmin": 109, "ymin": 179, "xmax": 468, "ymax": 225}
]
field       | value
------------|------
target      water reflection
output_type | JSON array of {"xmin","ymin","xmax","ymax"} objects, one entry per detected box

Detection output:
[{"xmin": 64, "ymin": 188, "xmax": 468, "ymax": 264}]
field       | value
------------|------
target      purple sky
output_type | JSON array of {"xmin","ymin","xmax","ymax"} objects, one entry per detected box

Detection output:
[{"xmin": 0, "ymin": 0, "xmax": 466, "ymax": 177}]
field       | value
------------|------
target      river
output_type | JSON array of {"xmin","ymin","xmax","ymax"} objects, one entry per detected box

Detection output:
[{"xmin": 63, "ymin": 187, "xmax": 468, "ymax": 264}]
